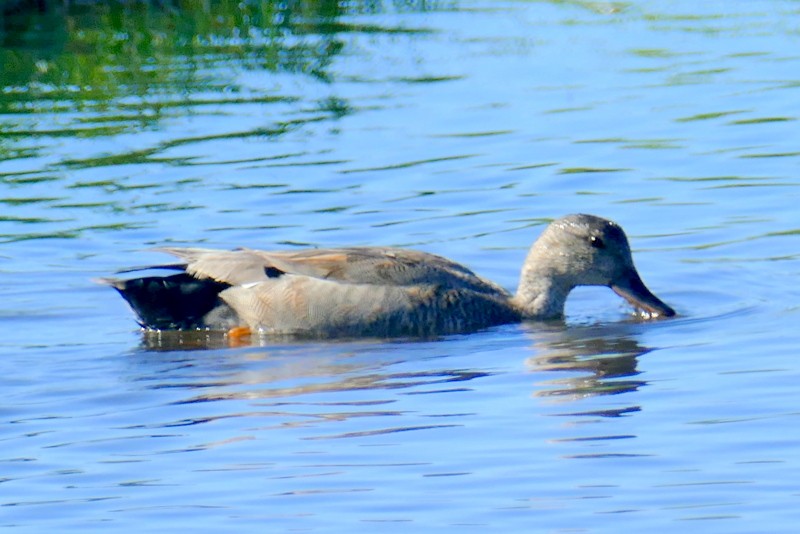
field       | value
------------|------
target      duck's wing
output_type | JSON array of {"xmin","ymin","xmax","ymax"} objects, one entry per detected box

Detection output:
[
  {"xmin": 153, "ymin": 247, "xmax": 275, "ymax": 285},
  {"xmin": 156, "ymin": 246, "xmax": 509, "ymax": 295}
]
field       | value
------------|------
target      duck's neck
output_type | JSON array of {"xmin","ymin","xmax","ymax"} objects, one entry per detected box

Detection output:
[{"xmin": 511, "ymin": 247, "xmax": 574, "ymax": 320}]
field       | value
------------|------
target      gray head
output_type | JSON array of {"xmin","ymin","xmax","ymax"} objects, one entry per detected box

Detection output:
[{"xmin": 515, "ymin": 214, "xmax": 675, "ymax": 319}]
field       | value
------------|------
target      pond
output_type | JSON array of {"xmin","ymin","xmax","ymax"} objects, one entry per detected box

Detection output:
[{"xmin": 2, "ymin": 0, "xmax": 800, "ymax": 531}]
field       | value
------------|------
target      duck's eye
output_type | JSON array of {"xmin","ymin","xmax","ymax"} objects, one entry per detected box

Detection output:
[{"xmin": 590, "ymin": 235, "xmax": 605, "ymax": 249}]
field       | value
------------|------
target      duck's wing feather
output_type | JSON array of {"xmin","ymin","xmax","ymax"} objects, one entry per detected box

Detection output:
[
  {"xmin": 154, "ymin": 247, "xmax": 273, "ymax": 286},
  {"xmin": 155, "ymin": 246, "xmax": 509, "ymax": 296}
]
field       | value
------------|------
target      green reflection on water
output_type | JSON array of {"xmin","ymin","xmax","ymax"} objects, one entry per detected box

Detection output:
[
  {"xmin": 558, "ymin": 166, "xmax": 628, "ymax": 174},
  {"xmin": 1, "ymin": 1, "xmax": 333, "ymax": 96},
  {"xmin": 0, "ymin": 0, "xmax": 441, "ymax": 114},
  {"xmin": 730, "ymin": 117, "xmax": 795, "ymax": 125},
  {"xmin": 675, "ymin": 110, "xmax": 747, "ymax": 122},
  {"xmin": 0, "ymin": 0, "xmax": 453, "ymax": 173}
]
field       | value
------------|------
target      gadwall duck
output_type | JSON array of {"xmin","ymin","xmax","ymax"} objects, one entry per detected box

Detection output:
[{"xmin": 101, "ymin": 214, "xmax": 675, "ymax": 338}]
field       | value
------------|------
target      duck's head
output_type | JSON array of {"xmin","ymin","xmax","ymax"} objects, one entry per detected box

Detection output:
[{"xmin": 518, "ymin": 214, "xmax": 676, "ymax": 319}]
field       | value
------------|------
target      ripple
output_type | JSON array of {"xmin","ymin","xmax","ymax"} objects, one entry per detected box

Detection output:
[{"xmin": 3, "ymin": 1, "xmax": 800, "ymax": 532}]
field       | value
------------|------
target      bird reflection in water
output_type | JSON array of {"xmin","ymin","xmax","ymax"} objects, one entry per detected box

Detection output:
[
  {"xmin": 525, "ymin": 323, "xmax": 653, "ymax": 408},
  {"xmin": 134, "ymin": 324, "xmax": 657, "ymax": 425},
  {"xmin": 131, "ymin": 330, "xmax": 491, "ymax": 441}
]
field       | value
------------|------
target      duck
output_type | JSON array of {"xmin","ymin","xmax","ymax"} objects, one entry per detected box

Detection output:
[{"xmin": 100, "ymin": 214, "xmax": 675, "ymax": 338}]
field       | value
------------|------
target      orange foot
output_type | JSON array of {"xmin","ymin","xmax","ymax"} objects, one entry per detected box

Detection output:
[{"xmin": 227, "ymin": 326, "xmax": 252, "ymax": 346}]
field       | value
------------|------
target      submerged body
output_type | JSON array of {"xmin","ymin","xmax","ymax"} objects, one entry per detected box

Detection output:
[{"xmin": 101, "ymin": 214, "xmax": 675, "ymax": 338}]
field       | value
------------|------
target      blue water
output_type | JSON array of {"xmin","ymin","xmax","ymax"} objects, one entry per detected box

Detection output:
[{"xmin": 2, "ymin": 0, "xmax": 800, "ymax": 531}]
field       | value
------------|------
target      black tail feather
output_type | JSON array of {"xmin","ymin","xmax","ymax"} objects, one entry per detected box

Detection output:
[
  {"xmin": 114, "ymin": 263, "xmax": 189, "ymax": 275},
  {"xmin": 110, "ymin": 273, "xmax": 231, "ymax": 330}
]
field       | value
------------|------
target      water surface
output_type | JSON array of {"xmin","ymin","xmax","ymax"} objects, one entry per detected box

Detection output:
[{"xmin": 2, "ymin": 1, "xmax": 800, "ymax": 531}]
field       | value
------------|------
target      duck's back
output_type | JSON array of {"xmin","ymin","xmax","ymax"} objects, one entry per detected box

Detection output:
[{"xmin": 167, "ymin": 246, "xmax": 506, "ymax": 292}]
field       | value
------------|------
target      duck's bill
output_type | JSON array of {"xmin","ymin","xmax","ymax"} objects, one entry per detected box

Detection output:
[{"xmin": 611, "ymin": 272, "xmax": 676, "ymax": 318}]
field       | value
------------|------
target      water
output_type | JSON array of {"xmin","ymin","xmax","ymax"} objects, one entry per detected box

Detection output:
[{"xmin": 2, "ymin": 0, "xmax": 800, "ymax": 531}]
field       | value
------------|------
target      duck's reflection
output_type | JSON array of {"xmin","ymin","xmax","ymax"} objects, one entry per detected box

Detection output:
[
  {"xmin": 134, "ymin": 323, "xmax": 654, "ymax": 409},
  {"xmin": 524, "ymin": 322, "xmax": 653, "ymax": 404},
  {"xmin": 136, "ymin": 331, "xmax": 489, "ymax": 402},
  {"xmin": 129, "ymin": 331, "xmax": 492, "ymax": 439}
]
